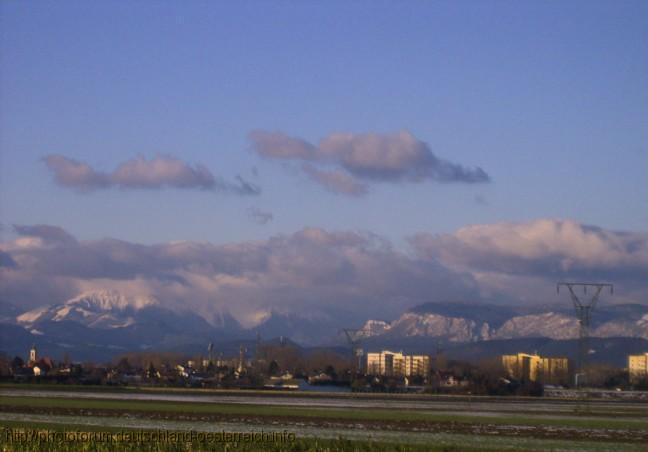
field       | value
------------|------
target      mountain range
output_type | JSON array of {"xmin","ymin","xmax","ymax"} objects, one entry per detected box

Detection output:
[
  {"xmin": 1, "ymin": 290, "xmax": 647, "ymax": 365},
  {"xmin": 357, "ymin": 302, "xmax": 648, "ymax": 342},
  {"xmin": 1, "ymin": 290, "xmax": 243, "ymax": 362}
]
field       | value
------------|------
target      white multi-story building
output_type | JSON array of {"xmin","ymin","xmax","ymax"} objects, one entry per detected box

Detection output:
[
  {"xmin": 366, "ymin": 350, "xmax": 430, "ymax": 377},
  {"xmin": 501, "ymin": 353, "xmax": 569, "ymax": 384},
  {"xmin": 628, "ymin": 353, "xmax": 648, "ymax": 383}
]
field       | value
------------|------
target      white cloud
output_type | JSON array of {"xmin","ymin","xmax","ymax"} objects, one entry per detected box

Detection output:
[
  {"xmin": 0, "ymin": 224, "xmax": 479, "ymax": 325},
  {"xmin": 410, "ymin": 219, "xmax": 648, "ymax": 303},
  {"xmin": 249, "ymin": 130, "xmax": 490, "ymax": 195},
  {"xmin": 3, "ymin": 219, "xmax": 645, "ymax": 326},
  {"xmin": 44, "ymin": 154, "xmax": 260, "ymax": 195}
]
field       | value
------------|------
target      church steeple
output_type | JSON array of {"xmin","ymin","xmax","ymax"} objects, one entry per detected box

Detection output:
[{"xmin": 29, "ymin": 344, "xmax": 37, "ymax": 363}]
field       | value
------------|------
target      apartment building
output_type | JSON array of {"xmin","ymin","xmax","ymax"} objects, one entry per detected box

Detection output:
[
  {"xmin": 501, "ymin": 352, "xmax": 569, "ymax": 384},
  {"xmin": 628, "ymin": 353, "xmax": 648, "ymax": 383},
  {"xmin": 366, "ymin": 350, "xmax": 430, "ymax": 377}
]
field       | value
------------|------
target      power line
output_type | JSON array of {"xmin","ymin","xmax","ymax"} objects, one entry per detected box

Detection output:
[
  {"xmin": 341, "ymin": 328, "xmax": 363, "ymax": 372},
  {"xmin": 557, "ymin": 282, "xmax": 613, "ymax": 387}
]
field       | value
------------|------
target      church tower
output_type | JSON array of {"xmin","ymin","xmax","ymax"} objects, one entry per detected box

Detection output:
[{"xmin": 29, "ymin": 344, "xmax": 37, "ymax": 363}]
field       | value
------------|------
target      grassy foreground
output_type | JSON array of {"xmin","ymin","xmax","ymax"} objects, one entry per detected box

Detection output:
[
  {"xmin": 1, "ymin": 431, "xmax": 438, "ymax": 452},
  {"xmin": 2, "ymin": 392, "xmax": 648, "ymax": 451},
  {"xmin": 2, "ymin": 421, "xmax": 647, "ymax": 452},
  {"xmin": 0, "ymin": 421, "xmax": 497, "ymax": 452},
  {"xmin": 2, "ymin": 395, "xmax": 648, "ymax": 431}
]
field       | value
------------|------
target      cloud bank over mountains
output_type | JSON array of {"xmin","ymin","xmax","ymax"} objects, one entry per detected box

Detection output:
[
  {"xmin": 43, "ymin": 154, "xmax": 260, "ymax": 195},
  {"xmin": 0, "ymin": 224, "xmax": 478, "ymax": 327},
  {"xmin": 249, "ymin": 130, "xmax": 490, "ymax": 195},
  {"xmin": 410, "ymin": 219, "xmax": 648, "ymax": 304},
  {"xmin": 411, "ymin": 219, "xmax": 648, "ymax": 279},
  {"xmin": 1, "ymin": 219, "xmax": 646, "ymax": 328}
]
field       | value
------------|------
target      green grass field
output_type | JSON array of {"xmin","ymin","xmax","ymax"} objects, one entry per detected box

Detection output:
[
  {"xmin": 2, "ymin": 388, "xmax": 648, "ymax": 451},
  {"xmin": 2, "ymin": 395, "xmax": 648, "ymax": 431},
  {"xmin": 0, "ymin": 421, "xmax": 454, "ymax": 452},
  {"xmin": 2, "ymin": 420, "xmax": 646, "ymax": 452}
]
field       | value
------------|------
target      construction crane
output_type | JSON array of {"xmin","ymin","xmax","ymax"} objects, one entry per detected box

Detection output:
[
  {"xmin": 254, "ymin": 331, "xmax": 262, "ymax": 363},
  {"xmin": 341, "ymin": 328, "xmax": 364, "ymax": 372},
  {"xmin": 557, "ymin": 282, "xmax": 613, "ymax": 387},
  {"xmin": 434, "ymin": 339, "xmax": 446, "ymax": 371},
  {"xmin": 237, "ymin": 344, "xmax": 247, "ymax": 374},
  {"xmin": 207, "ymin": 342, "xmax": 214, "ymax": 364}
]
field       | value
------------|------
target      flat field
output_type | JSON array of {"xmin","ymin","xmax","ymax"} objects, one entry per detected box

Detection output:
[{"xmin": 1, "ymin": 386, "xmax": 647, "ymax": 451}]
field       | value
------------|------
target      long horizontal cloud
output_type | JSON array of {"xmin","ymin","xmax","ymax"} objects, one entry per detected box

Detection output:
[
  {"xmin": 2, "ymin": 220, "xmax": 646, "ymax": 329},
  {"xmin": 249, "ymin": 130, "xmax": 489, "ymax": 195},
  {"xmin": 43, "ymin": 155, "xmax": 260, "ymax": 195},
  {"xmin": 410, "ymin": 219, "xmax": 648, "ymax": 303},
  {"xmin": 410, "ymin": 219, "xmax": 648, "ymax": 276},
  {"xmin": 0, "ymin": 224, "xmax": 479, "ymax": 327}
]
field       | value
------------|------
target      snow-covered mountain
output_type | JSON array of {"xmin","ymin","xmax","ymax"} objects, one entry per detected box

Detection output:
[
  {"xmin": 492, "ymin": 312, "xmax": 579, "ymax": 340},
  {"xmin": 1, "ymin": 289, "xmax": 248, "ymax": 361},
  {"xmin": 359, "ymin": 312, "xmax": 487, "ymax": 342},
  {"xmin": 15, "ymin": 289, "xmax": 245, "ymax": 335},
  {"xmin": 17, "ymin": 290, "xmax": 157, "ymax": 329},
  {"xmin": 593, "ymin": 314, "xmax": 648, "ymax": 339},
  {"xmin": 359, "ymin": 303, "xmax": 648, "ymax": 342},
  {"xmin": 357, "ymin": 320, "xmax": 391, "ymax": 338},
  {"xmin": 5, "ymin": 293, "xmax": 648, "ymax": 361}
]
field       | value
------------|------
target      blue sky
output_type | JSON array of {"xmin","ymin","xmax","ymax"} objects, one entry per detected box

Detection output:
[{"xmin": 1, "ymin": 0, "xmax": 647, "ymax": 247}]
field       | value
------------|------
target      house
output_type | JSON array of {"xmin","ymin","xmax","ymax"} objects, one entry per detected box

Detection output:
[
  {"xmin": 31, "ymin": 358, "xmax": 53, "ymax": 376},
  {"xmin": 308, "ymin": 372, "xmax": 334, "ymax": 384},
  {"xmin": 431, "ymin": 370, "xmax": 469, "ymax": 389}
]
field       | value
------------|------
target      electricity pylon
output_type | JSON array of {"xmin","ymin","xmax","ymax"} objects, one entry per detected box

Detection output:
[
  {"xmin": 557, "ymin": 282, "xmax": 613, "ymax": 387},
  {"xmin": 341, "ymin": 328, "xmax": 364, "ymax": 372}
]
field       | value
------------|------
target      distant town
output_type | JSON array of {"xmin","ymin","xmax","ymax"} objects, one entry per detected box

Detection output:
[{"xmin": 3, "ymin": 340, "xmax": 648, "ymax": 398}]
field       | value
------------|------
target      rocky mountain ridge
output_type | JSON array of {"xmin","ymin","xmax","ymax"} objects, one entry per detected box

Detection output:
[
  {"xmin": 359, "ymin": 302, "xmax": 648, "ymax": 342},
  {"xmin": 3, "ymin": 293, "xmax": 648, "ymax": 362}
]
